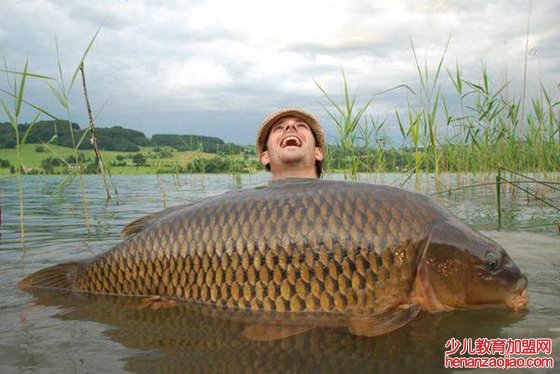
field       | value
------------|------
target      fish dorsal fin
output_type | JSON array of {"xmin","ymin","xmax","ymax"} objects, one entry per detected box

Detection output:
[
  {"xmin": 121, "ymin": 204, "xmax": 191, "ymax": 237},
  {"xmin": 348, "ymin": 304, "xmax": 421, "ymax": 337},
  {"xmin": 242, "ymin": 324, "xmax": 313, "ymax": 341}
]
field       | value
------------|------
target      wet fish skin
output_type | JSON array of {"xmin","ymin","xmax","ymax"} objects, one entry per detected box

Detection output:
[
  {"xmin": 76, "ymin": 180, "xmax": 435, "ymax": 315},
  {"xmin": 19, "ymin": 179, "xmax": 528, "ymax": 337}
]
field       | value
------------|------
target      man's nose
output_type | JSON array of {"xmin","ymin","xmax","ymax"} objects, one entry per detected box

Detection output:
[{"xmin": 283, "ymin": 123, "xmax": 297, "ymax": 132}]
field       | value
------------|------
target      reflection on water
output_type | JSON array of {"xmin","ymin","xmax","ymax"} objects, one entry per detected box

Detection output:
[
  {"xmin": 1, "ymin": 174, "xmax": 559, "ymax": 373},
  {"xmin": 19, "ymin": 290, "xmax": 530, "ymax": 373}
]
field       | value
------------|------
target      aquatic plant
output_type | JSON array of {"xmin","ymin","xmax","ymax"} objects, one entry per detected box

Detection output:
[
  {"xmin": 79, "ymin": 61, "xmax": 113, "ymax": 199},
  {"xmin": 316, "ymin": 71, "xmax": 372, "ymax": 180},
  {"xmin": 496, "ymin": 167, "xmax": 560, "ymax": 230},
  {"xmin": 0, "ymin": 29, "xmax": 112, "ymax": 236},
  {"xmin": 0, "ymin": 59, "xmax": 45, "ymax": 240},
  {"xmin": 318, "ymin": 42, "xmax": 559, "ymax": 176}
]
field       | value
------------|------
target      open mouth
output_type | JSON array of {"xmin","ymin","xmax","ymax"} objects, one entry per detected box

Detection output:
[
  {"xmin": 280, "ymin": 136, "xmax": 302, "ymax": 148},
  {"xmin": 506, "ymin": 288, "xmax": 529, "ymax": 311}
]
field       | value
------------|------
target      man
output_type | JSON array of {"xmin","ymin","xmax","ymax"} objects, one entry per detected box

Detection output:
[{"xmin": 256, "ymin": 108, "xmax": 326, "ymax": 179}]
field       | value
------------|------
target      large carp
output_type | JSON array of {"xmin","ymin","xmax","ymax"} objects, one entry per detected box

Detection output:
[{"xmin": 19, "ymin": 179, "xmax": 529, "ymax": 339}]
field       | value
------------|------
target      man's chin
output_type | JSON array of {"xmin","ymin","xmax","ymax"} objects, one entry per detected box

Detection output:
[{"xmin": 279, "ymin": 152, "xmax": 305, "ymax": 163}]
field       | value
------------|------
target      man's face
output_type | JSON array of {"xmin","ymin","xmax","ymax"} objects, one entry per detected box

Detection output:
[{"xmin": 260, "ymin": 116, "xmax": 323, "ymax": 173}]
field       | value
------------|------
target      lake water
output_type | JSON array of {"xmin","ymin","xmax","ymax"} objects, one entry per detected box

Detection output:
[{"xmin": 1, "ymin": 173, "xmax": 559, "ymax": 373}]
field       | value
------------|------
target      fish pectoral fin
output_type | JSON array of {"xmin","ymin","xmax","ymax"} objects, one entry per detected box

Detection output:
[
  {"xmin": 348, "ymin": 304, "xmax": 421, "ymax": 337},
  {"xmin": 242, "ymin": 324, "xmax": 313, "ymax": 341},
  {"xmin": 125, "ymin": 296, "xmax": 178, "ymax": 310}
]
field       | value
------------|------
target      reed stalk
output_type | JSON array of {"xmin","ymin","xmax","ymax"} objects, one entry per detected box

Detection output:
[
  {"xmin": 79, "ymin": 61, "xmax": 112, "ymax": 200},
  {"xmin": 316, "ymin": 71, "xmax": 372, "ymax": 180},
  {"xmin": 317, "ymin": 38, "xmax": 559, "ymax": 176},
  {"xmin": 497, "ymin": 168, "xmax": 502, "ymax": 229},
  {"xmin": 0, "ymin": 59, "xmax": 50, "ymax": 241},
  {"xmin": 1, "ymin": 30, "xmax": 104, "ymax": 235}
]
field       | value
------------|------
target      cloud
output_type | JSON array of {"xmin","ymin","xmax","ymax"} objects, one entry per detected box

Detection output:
[{"xmin": 0, "ymin": 0, "xmax": 558, "ymax": 145}]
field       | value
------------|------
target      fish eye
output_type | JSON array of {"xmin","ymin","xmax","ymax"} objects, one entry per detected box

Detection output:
[{"xmin": 485, "ymin": 253, "xmax": 499, "ymax": 271}]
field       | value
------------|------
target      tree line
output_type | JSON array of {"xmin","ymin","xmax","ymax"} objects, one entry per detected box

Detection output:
[{"xmin": 0, "ymin": 120, "xmax": 249, "ymax": 154}]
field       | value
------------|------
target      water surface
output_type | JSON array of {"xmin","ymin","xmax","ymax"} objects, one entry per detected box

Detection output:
[{"xmin": 1, "ymin": 173, "xmax": 558, "ymax": 372}]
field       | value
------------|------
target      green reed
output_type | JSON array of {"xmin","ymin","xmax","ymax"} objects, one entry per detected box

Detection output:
[
  {"xmin": 1, "ymin": 29, "xmax": 105, "ymax": 236},
  {"xmin": 496, "ymin": 168, "xmax": 560, "ymax": 230},
  {"xmin": 319, "ymin": 44, "xmax": 559, "ymax": 176},
  {"xmin": 316, "ymin": 72, "xmax": 372, "ymax": 180},
  {"xmin": 0, "ymin": 59, "xmax": 43, "ymax": 240}
]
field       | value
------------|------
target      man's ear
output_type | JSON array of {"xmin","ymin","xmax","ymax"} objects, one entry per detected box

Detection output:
[
  {"xmin": 315, "ymin": 147, "xmax": 324, "ymax": 162},
  {"xmin": 260, "ymin": 150, "xmax": 270, "ymax": 167}
]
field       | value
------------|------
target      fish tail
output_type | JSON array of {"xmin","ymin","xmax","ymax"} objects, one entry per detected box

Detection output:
[{"xmin": 17, "ymin": 262, "xmax": 80, "ymax": 291}]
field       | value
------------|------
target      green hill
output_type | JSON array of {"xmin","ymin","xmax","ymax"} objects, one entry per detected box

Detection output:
[
  {"xmin": 0, "ymin": 121, "xmax": 150, "ymax": 152},
  {"xmin": 0, "ymin": 120, "xmax": 245, "ymax": 154},
  {"xmin": 151, "ymin": 134, "xmax": 243, "ymax": 154}
]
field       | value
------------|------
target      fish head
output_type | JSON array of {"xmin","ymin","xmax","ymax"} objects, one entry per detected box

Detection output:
[{"xmin": 419, "ymin": 220, "xmax": 529, "ymax": 312}]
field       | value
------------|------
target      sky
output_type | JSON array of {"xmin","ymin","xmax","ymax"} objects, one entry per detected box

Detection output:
[{"xmin": 0, "ymin": 0, "xmax": 558, "ymax": 145}]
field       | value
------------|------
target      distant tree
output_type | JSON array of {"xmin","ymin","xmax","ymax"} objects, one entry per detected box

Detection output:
[
  {"xmin": 217, "ymin": 142, "xmax": 244, "ymax": 155},
  {"xmin": 151, "ymin": 134, "xmax": 226, "ymax": 153},
  {"xmin": 84, "ymin": 162, "xmax": 99, "ymax": 174},
  {"xmin": 132, "ymin": 153, "xmax": 147, "ymax": 166},
  {"xmin": 0, "ymin": 121, "xmax": 150, "ymax": 152},
  {"xmin": 41, "ymin": 157, "xmax": 62, "ymax": 168},
  {"xmin": 40, "ymin": 157, "xmax": 63, "ymax": 173},
  {"xmin": 1, "ymin": 121, "xmax": 250, "ymax": 155},
  {"xmin": 91, "ymin": 126, "xmax": 148, "ymax": 151},
  {"xmin": 149, "ymin": 146, "xmax": 174, "ymax": 159},
  {"xmin": 111, "ymin": 159, "xmax": 127, "ymax": 166}
]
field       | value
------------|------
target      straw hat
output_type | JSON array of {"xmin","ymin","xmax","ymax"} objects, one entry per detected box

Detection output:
[{"xmin": 256, "ymin": 108, "xmax": 326, "ymax": 176}]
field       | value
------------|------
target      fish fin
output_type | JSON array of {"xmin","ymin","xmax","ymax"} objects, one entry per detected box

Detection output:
[
  {"xmin": 121, "ymin": 214, "xmax": 155, "ymax": 237},
  {"xmin": 348, "ymin": 304, "xmax": 421, "ymax": 337},
  {"xmin": 125, "ymin": 296, "xmax": 179, "ymax": 310},
  {"xmin": 121, "ymin": 204, "xmax": 188, "ymax": 237},
  {"xmin": 18, "ymin": 262, "xmax": 80, "ymax": 290},
  {"xmin": 242, "ymin": 324, "xmax": 313, "ymax": 341}
]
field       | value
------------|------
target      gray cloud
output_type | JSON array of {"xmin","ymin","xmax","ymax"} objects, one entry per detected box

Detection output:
[{"xmin": 1, "ymin": 0, "xmax": 558, "ymax": 146}]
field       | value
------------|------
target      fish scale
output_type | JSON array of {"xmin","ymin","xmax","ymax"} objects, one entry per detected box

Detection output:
[{"xmin": 23, "ymin": 178, "xmax": 528, "ymax": 336}]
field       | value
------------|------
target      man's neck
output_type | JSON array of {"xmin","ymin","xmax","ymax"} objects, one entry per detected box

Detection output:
[{"xmin": 271, "ymin": 165, "xmax": 317, "ymax": 180}]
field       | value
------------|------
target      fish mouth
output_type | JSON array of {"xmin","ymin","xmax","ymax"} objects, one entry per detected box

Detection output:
[
  {"xmin": 506, "ymin": 288, "xmax": 529, "ymax": 311},
  {"xmin": 280, "ymin": 135, "xmax": 302, "ymax": 148}
]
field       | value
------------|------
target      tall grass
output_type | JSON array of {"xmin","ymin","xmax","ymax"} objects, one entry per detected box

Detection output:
[
  {"xmin": 315, "ymin": 72, "xmax": 372, "ymax": 180},
  {"xmin": 0, "ymin": 60, "xmax": 48, "ymax": 240},
  {"xmin": 0, "ymin": 29, "xmax": 105, "ymax": 236},
  {"xmin": 319, "ymin": 47, "xmax": 559, "ymax": 176},
  {"xmin": 44, "ymin": 32, "xmax": 106, "ymax": 232}
]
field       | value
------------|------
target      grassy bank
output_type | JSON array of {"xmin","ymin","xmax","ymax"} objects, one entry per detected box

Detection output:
[{"xmin": 0, "ymin": 144, "xmax": 260, "ymax": 175}]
